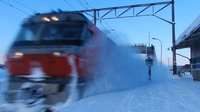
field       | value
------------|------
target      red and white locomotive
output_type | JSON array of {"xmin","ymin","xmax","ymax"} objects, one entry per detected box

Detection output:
[{"xmin": 6, "ymin": 11, "xmax": 113, "ymax": 108}]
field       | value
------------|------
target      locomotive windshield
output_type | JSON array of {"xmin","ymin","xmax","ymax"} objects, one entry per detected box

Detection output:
[{"xmin": 16, "ymin": 22, "xmax": 86, "ymax": 41}]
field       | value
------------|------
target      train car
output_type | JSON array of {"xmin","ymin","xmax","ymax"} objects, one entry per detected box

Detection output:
[{"xmin": 5, "ymin": 11, "xmax": 113, "ymax": 110}]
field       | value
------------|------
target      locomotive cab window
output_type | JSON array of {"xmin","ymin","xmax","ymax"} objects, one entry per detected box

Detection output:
[
  {"xmin": 42, "ymin": 22, "xmax": 85, "ymax": 40},
  {"xmin": 16, "ymin": 24, "xmax": 43, "ymax": 41},
  {"xmin": 15, "ymin": 22, "xmax": 88, "ymax": 41}
]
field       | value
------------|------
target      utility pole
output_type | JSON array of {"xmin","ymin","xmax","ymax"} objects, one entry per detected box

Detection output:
[
  {"xmin": 93, "ymin": 10, "xmax": 97, "ymax": 25},
  {"xmin": 149, "ymin": 32, "xmax": 151, "ymax": 47},
  {"xmin": 167, "ymin": 58, "xmax": 171, "ymax": 66},
  {"xmin": 171, "ymin": 0, "xmax": 177, "ymax": 75}
]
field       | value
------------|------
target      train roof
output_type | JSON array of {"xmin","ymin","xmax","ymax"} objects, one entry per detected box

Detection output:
[
  {"xmin": 176, "ymin": 14, "xmax": 200, "ymax": 49},
  {"xmin": 24, "ymin": 11, "xmax": 89, "ymax": 24}
]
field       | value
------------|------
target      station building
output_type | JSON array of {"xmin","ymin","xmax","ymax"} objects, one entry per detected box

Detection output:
[{"xmin": 176, "ymin": 15, "xmax": 200, "ymax": 80}]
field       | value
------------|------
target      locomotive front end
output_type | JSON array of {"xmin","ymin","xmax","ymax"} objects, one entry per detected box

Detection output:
[{"xmin": 6, "ymin": 12, "xmax": 92, "ymax": 107}]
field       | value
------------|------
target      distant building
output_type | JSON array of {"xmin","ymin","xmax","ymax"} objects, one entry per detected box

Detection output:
[
  {"xmin": 124, "ymin": 43, "xmax": 156, "ymax": 59},
  {"xmin": 176, "ymin": 14, "xmax": 200, "ymax": 80}
]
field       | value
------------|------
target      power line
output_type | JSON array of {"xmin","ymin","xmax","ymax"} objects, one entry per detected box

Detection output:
[
  {"xmin": 12, "ymin": 0, "xmax": 38, "ymax": 14},
  {"xmin": 76, "ymin": 0, "xmax": 88, "ymax": 9},
  {"xmin": 0, "ymin": 12, "xmax": 21, "ymax": 21},
  {"xmin": 99, "ymin": 20, "xmax": 115, "ymax": 33},
  {"xmin": 98, "ymin": 20, "xmax": 109, "ymax": 32},
  {"xmin": 0, "ymin": 9, "xmax": 22, "ymax": 19},
  {"xmin": 103, "ymin": 21, "xmax": 115, "ymax": 31},
  {"xmin": 0, "ymin": 10, "xmax": 22, "ymax": 21},
  {"xmin": 63, "ymin": 0, "xmax": 77, "ymax": 11},
  {"xmin": 83, "ymin": 0, "xmax": 93, "ymax": 9},
  {"xmin": 0, "ymin": 0, "xmax": 31, "ymax": 15},
  {"xmin": 7, "ymin": 0, "xmax": 11, "ymax": 5},
  {"xmin": 98, "ymin": 20, "xmax": 124, "ymax": 44}
]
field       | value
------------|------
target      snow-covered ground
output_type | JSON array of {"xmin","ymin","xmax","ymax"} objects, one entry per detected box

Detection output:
[
  {"xmin": 59, "ymin": 73, "xmax": 200, "ymax": 112},
  {"xmin": 1, "ymin": 69, "xmax": 200, "ymax": 112}
]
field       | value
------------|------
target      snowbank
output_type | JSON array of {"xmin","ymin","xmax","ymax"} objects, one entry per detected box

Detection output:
[{"xmin": 59, "ymin": 75, "xmax": 200, "ymax": 112}]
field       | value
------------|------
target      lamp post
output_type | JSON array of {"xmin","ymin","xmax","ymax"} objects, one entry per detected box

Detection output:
[
  {"xmin": 152, "ymin": 38, "xmax": 162, "ymax": 64},
  {"xmin": 167, "ymin": 58, "xmax": 171, "ymax": 66}
]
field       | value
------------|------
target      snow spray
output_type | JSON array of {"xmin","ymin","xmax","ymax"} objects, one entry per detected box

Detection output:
[
  {"xmin": 58, "ymin": 55, "xmax": 79, "ymax": 107},
  {"xmin": 82, "ymin": 35, "xmax": 169, "ymax": 97}
]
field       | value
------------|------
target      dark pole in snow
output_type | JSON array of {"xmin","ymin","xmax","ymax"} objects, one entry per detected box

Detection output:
[
  {"xmin": 148, "ymin": 66, "xmax": 151, "ymax": 81},
  {"xmin": 146, "ymin": 57, "xmax": 153, "ymax": 81},
  {"xmin": 172, "ymin": 0, "xmax": 177, "ymax": 75}
]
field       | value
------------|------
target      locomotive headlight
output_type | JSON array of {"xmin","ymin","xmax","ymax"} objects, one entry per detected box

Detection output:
[
  {"xmin": 52, "ymin": 51, "xmax": 62, "ymax": 56},
  {"xmin": 13, "ymin": 52, "xmax": 23, "ymax": 58},
  {"xmin": 51, "ymin": 16, "xmax": 59, "ymax": 21},
  {"xmin": 41, "ymin": 17, "xmax": 50, "ymax": 22}
]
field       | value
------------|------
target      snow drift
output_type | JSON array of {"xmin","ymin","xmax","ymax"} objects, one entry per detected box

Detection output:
[{"xmin": 81, "ymin": 35, "xmax": 168, "ymax": 98}]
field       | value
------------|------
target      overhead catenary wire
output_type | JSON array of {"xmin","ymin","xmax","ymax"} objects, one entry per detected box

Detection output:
[
  {"xmin": 76, "ymin": 0, "xmax": 88, "ymax": 10},
  {"xmin": 12, "ymin": 0, "xmax": 38, "ymax": 14},
  {"xmin": 98, "ymin": 20, "xmax": 125, "ymax": 44},
  {"xmin": 83, "ymin": 0, "xmax": 93, "ymax": 9},
  {"xmin": 0, "ymin": 12, "xmax": 21, "ymax": 21},
  {"xmin": 103, "ymin": 21, "xmax": 115, "ymax": 31},
  {"xmin": 0, "ymin": 0, "xmax": 31, "ymax": 15},
  {"xmin": 0, "ymin": 9, "xmax": 21, "ymax": 20},
  {"xmin": 98, "ymin": 20, "xmax": 109, "ymax": 33},
  {"xmin": 98, "ymin": 20, "xmax": 115, "ymax": 34},
  {"xmin": 63, "ymin": 0, "xmax": 77, "ymax": 11},
  {"xmin": 7, "ymin": 0, "xmax": 10, "ymax": 5}
]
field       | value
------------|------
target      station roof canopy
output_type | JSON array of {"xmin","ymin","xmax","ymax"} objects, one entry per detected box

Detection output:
[{"xmin": 176, "ymin": 15, "xmax": 200, "ymax": 49}]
